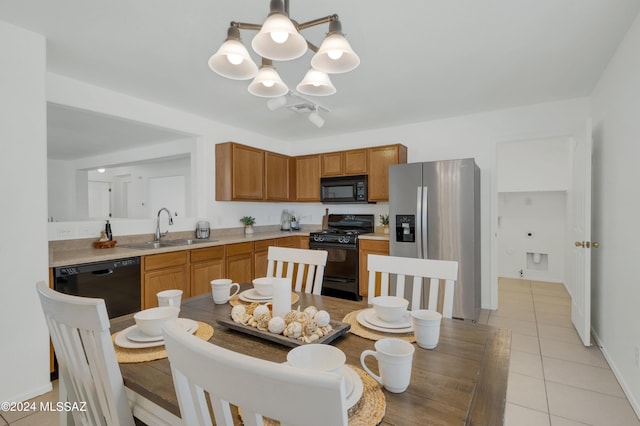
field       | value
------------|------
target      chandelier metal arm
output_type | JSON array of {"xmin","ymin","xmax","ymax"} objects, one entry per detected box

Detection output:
[
  {"xmin": 230, "ymin": 21, "xmax": 262, "ymax": 31},
  {"xmin": 297, "ymin": 14, "xmax": 338, "ymax": 31}
]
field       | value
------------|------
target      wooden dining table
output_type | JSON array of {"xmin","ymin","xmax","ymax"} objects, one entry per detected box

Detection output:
[{"xmin": 111, "ymin": 288, "xmax": 510, "ymax": 426}]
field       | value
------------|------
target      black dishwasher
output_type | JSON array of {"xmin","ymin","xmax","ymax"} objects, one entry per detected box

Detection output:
[{"xmin": 53, "ymin": 257, "xmax": 141, "ymax": 319}]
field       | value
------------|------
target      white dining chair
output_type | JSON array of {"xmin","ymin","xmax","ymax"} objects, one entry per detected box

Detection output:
[
  {"xmin": 366, "ymin": 255, "xmax": 459, "ymax": 318},
  {"xmin": 162, "ymin": 321, "xmax": 347, "ymax": 426},
  {"xmin": 266, "ymin": 246, "xmax": 328, "ymax": 294},
  {"xmin": 36, "ymin": 281, "xmax": 135, "ymax": 426}
]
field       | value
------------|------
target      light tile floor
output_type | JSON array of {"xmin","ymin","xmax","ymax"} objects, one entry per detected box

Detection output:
[
  {"xmin": 491, "ymin": 277, "xmax": 640, "ymax": 426},
  {"xmin": 4, "ymin": 278, "xmax": 639, "ymax": 425}
]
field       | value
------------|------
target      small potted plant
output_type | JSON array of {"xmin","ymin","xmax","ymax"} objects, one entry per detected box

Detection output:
[
  {"xmin": 240, "ymin": 216, "xmax": 256, "ymax": 235},
  {"xmin": 379, "ymin": 214, "xmax": 390, "ymax": 234}
]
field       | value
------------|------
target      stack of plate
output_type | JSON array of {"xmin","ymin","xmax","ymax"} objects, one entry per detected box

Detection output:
[
  {"xmin": 356, "ymin": 308, "xmax": 413, "ymax": 333},
  {"xmin": 115, "ymin": 318, "xmax": 199, "ymax": 349},
  {"xmin": 238, "ymin": 289, "xmax": 273, "ymax": 303}
]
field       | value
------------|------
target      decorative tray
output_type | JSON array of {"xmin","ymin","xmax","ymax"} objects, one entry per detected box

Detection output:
[
  {"xmin": 217, "ymin": 318, "xmax": 350, "ymax": 348},
  {"xmin": 94, "ymin": 240, "xmax": 117, "ymax": 249}
]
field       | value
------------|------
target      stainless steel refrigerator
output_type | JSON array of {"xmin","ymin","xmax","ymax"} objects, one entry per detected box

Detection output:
[{"xmin": 389, "ymin": 158, "xmax": 480, "ymax": 321}]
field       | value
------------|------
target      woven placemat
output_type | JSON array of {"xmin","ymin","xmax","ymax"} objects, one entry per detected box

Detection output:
[
  {"xmin": 112, "ymin": 321, "xmax": 214, "ymax": 364},
  {"xmin": 229, "ymin": 292, "xmax": 300, "ymax": 307},
  {"xmin": 342, "ymin": 310, "xmax": 416, "ymax": 343},
  {"xmin": 241, "ymin": 366, "xmax": 386, "ymax": 426}
]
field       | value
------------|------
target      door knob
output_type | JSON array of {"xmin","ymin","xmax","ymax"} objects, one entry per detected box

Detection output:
[
  {"xmin": 575, "ymin": 241, "xmax": 585, "ymax": 247},
  {"xmin": 592, "ymin": 242, "xmax": 600, "ymax": 248}
]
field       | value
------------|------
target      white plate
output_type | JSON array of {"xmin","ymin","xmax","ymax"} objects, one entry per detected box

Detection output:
[
  {"xmin": 115, "ymin": 318, "xmax": 199, "ymax": 349},
  {"xmin": 356, "ymin": 309, "xmax": 413, "ymax": 333},
  {"xmin": 239, "ymin": 289, "xmax": 272, "ymax": 302},
  {"xmin": 364, "ymin": 309, "xmax": 411, "ymax": 329},
  {"xmin": 344, "ymin": 366, "xmax": 363, "ymax": 409}
]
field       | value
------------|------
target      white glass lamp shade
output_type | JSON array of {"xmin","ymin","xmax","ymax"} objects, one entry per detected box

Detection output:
[
  {"xmin": 208, "ymin": 38, "xmax": 258, "ymax": 80},
  {"xmin": 251, "ymin": 13, "xmax": 307, "ymax": 61},
  {"xmin": 311, "ymin": 33, "xmax": 360, "ymax": 74},
  {"xmin": 248, "ymin": 66, "xmax": 289, "ymax": 97},
  {"xmin": 296, "ymin": 68, "xmax": 336, "ymax": 96}
]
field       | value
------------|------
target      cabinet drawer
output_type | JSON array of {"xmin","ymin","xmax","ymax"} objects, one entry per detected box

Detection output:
[
  {"xmin": 144, "ymin": 251, "xmax": 188, "ymax": 271},
  {"xmin": 254, "ymin": 239, "xmax": 277, "ymax": 252},
  {"xmin": 190, "ymin": 246, "xmax": 225, "ymax": 263},
  {"xmin": 359, "ymin": 239, "xmax": 389, "ymax": 252},
  {"xmin": 226, "ymin": 242, "xmax": 253, "ymax": 257}
]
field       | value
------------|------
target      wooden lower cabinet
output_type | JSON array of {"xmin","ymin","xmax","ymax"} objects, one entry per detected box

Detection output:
[
  {"xmin": 358, "ymin": 239, "xmax": 390, "ymax": 297},
  {"xmin": 226, "ymin": 242, "xmax": 254, "ymax": 284},
  {"xmin": 190, "ymin": 246, "xmax": 225, "ymax": 296},
  {"xmin": 142, "ymin": 251, "xmax": 189, "ymax": 309},
  {"xmin": 254, "ymin": 239, "xmax": 276, "ymax": 279}
]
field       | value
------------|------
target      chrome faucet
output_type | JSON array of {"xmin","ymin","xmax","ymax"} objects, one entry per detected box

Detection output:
[{"xmin": 155, "ymin": 208, "xmax": 174, "ymax": 242}]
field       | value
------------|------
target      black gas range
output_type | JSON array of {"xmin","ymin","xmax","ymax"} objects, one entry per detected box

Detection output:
[{"xmin": 309, "ymin": 214, "xmax": 375, "ymax": 300}]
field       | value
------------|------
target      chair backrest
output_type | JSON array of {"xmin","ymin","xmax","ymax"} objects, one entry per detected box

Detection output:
[
  {"xmin": 36, "ymin": 281, "xmax": 135, "ymax": 426},
  {"xmin": 266, "ymin": 246, "xmax": 328, "ymax": 294},
  {"xmin": 162, "ymin": 321, "xmax": 347, "ymax": 426},
  {"xmin": 366, "ymin": 255, "xmax": 459, "ymax": 318}
]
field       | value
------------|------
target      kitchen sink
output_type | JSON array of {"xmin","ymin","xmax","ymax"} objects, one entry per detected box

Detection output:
[
  {"xmin": 162, "ymin": 239, "xmax": 215, "ymax": 246},
  {"xmin": 122, "ymin": 239, "xmax": 215, "ymax": 250}
]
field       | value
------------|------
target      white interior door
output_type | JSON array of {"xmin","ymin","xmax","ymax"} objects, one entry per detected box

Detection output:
[
  {"xmin": 88, "ymin": 181, "xmax": 110, "ymax": 218},
  {"xmin": 568, "ymin": 120, "xmax": 593, "ymax": 346}
]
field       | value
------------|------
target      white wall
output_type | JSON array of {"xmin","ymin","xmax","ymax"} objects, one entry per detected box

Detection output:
[
  {"xmin": 286, "ymin": 98, "xmax": 590, "ymax": 310},
  {"xmin": 0, "ymin": 22, "xmax": 51, "ymax": 402},
  {"xmin": 497, "ymin": 137, "xmax": 571, "ymax": 192},
  {"xmin": 591, "ymin": 13, "xmax": 640, "ymax": 416},
  {"xmin": 497, "ymin": 191, "xmax": 566, "ymax": 281}
]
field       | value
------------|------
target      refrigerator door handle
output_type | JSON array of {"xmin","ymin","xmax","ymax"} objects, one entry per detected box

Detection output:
[
  {"xmin": 416, "ymin": 186, "xmax": 423, "ymax": 258},
  {"xmin": 422, "ymin": 185, "xmax": 428, "ymax": 259}
]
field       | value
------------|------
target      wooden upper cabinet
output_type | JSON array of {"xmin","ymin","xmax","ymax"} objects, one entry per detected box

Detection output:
[
  {"xmin": 265, "ymin": 151, "xmax": 289, "ymax": 201},
  {"xmin": 321, "ymin": 152, "xmax": 343, "ymax": 177},
  {"xmin": 216, "ymin": 142, "xmax": 265, "ymax": 201},
  {"xmin": 367, "ymin": 144, "xmax": 408, "ymax": 201},
  {"xmin": 344, "ymin": 149, "xmax": 368, "ymax": 175},
  {"xmin": 292, "ymin": 154, "xmax": 321, "ymax": 202}
]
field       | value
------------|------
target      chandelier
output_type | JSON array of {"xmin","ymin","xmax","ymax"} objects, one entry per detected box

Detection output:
[{"xmin": 208, "ymin": 0, "xmax": 360, "ymax": 99}]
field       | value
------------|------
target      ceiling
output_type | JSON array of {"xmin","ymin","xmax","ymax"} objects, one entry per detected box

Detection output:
[{"xmin": 2, "ymin": 0, "xmax": 639, "ymax": 154}]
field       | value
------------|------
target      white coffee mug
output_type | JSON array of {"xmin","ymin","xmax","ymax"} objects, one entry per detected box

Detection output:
[
  {"xmin": 410, "ymin": 309, "xmax": 442, "ymax": 349},
  {"xmin": 211, "ymin": 279, "xmax": 240, "ymax": 304},
  {"xmin": 360, "ymin": 338, "xmax": 415, "ymax": 393},
  {"xmin": 156, "ymin": 289, "xmax": 183, "ymax": 308}
]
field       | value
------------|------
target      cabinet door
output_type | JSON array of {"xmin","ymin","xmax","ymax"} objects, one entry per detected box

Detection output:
[
  {"xmin": 254, "ymin": 239, "xmax": 276, "ymax": 279},
  {"xmin": 367, "ymin": 145, "xmax": 407, "ymax": 201},
  {"xmin": 265, "ymin": 152, "xmax": 290, "ymax": 201},
  {"xmin": 191, "ymin": 260, "xmax": 225, "ymax": 296},
  {"xmin": 190, "ymin": 246, "xmax": 225, "ymax": 296},
  {"xmin": 358, "ymin": 240, "xmax": 390, "ymax": 297},
  {"xmin": 294, "ymin": 155, "xmax": 321, "ymax": 201},
  {"xmin": 321, "ymin": 152, "xmax": 343, "ymax": 177},
  {"xmin": 226, "ymin": 242, "xmax": 254, "ymax": 283},
  {"xmin": 344, "ymin": 149, "xmax": 368, "ymax": 175},
  {"xmin": 143, "ymin": 266, "xmax": 188, "ymax": 309},
  {"xmin": 232, "ymin": 144, "xmax": 265, "ymax": 200}
]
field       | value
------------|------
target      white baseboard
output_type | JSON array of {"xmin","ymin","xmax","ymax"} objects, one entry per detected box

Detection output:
[{"xmin": 591, "ymin": 329, "xmax": 640, "ymax": 420}]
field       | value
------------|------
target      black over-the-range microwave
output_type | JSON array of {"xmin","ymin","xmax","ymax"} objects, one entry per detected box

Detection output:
[{"xmin": 320, "ymin": 175, "xmax": 369, "ymax": 203}]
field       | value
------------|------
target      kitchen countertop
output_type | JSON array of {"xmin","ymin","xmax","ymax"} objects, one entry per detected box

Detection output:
[
  {"xmin": 49, "ymin": 230, "xmax": 311, "ymax": 268},
  {"xmin": 358, "ymin": 232, "xmax": 390, "ymax": 241}
]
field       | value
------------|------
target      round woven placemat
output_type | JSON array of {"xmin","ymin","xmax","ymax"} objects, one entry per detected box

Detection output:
[
  {"xmin": 342, "ymin": 309, "xmax": 416, "ymax": 343},
  {"xmin": 240, "ymin": 366, "xmax": 386, "ymax": 426},
  {"xmin": 229, "ymin": 292, "xmax": 300, "ymax": 307},
  {"xmin": 111, "ymin": 321, "xmax": 214, "ymax": 364}
]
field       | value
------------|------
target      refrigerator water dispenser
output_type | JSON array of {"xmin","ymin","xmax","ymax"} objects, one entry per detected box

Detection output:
[{"xmin": 395, "ymin": 215, "xmax": 415, "ymax": 242}]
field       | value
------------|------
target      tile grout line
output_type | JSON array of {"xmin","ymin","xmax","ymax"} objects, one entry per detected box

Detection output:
[{"xmin": 531, "ymin": 279, "xmax": 554, "ymax": 425}]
